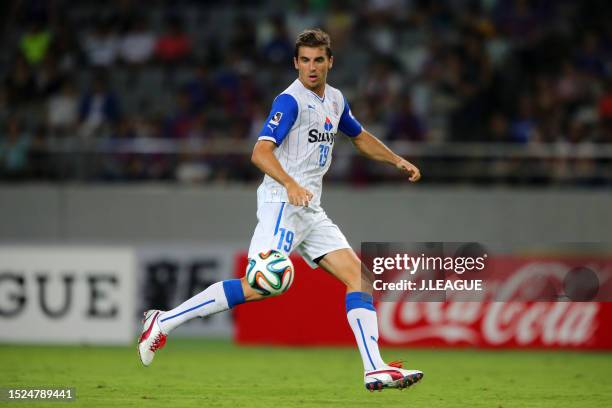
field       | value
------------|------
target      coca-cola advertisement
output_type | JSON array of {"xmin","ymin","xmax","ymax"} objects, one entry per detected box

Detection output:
[
  {"xmin": 377, "ymin": 301, "xmax": 612, "ymax": 349},
  {"xmin": 234, "ymin": 250, "xmax": 612, "ymax": 349}
]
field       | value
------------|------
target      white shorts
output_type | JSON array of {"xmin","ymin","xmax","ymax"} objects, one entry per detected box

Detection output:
[{"xmin": 248, "ymin": 202, "xmax": 351, "ymax": 268}]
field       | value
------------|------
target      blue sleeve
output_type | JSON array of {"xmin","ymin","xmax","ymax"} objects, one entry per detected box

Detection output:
[
  {"xmin": 338, "ymin": 97, "xmax": 362, "ymax": 137},
  {"xmin": 258, "ymin": 94, "xmax": 298, "ymax": 146}
]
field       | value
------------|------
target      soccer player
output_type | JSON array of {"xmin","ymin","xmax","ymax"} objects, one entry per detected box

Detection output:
[{"xmin": 139, "ymin": 28, "xmax": 423, "ymax": 391}]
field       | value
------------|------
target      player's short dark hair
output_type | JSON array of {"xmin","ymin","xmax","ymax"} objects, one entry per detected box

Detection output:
[{"xmin": 294, "ymin": 29, "xmax": 332, "ymax": 59}]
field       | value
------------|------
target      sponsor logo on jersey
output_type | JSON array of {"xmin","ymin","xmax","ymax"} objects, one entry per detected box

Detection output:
[
  {"xmin": 308, "ymin": 117, "xmax": 335, "ymax": 144},
  {"xmin": 308, "ymin": 117, "xmax": 336, "ymax": 144},
  {"xmin": 308, "ymin": 129, "xmax": 335, "ymax": 143},
  {"xmin": 270, "ymin": 112, "xmax": 283, "ymax": 126}
]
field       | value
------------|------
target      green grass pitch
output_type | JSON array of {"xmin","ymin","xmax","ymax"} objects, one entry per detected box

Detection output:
[{"xmin": 1, "ymin": 339, "xmax": 611, "ymax": 407}]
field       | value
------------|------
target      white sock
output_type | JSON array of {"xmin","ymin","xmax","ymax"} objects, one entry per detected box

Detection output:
[
  {"xmin": 346, "ymin": 292, "xmax": 386, "ymax": 371},
  {"xmin": 157, "ymin": 279, "xmax": 245, "ymax": 334}
]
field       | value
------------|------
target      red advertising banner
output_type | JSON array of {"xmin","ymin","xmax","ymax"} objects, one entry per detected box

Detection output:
[
  {"xmin": 234, "ymin": 253, "xmax": 612, "ymax": 349},
  {"xmin": 234, "ymin": 253, "xmax": 351, "ymax": 345}
]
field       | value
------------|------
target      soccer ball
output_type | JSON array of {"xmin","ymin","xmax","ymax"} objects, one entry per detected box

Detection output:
[{"xmin": 246, "ymin": 250, "xmax": 294, "ymax": 296}]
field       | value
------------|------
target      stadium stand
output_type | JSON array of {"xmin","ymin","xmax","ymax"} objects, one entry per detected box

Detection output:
[{"xmin": 1, "ymin": 0, "xmax": 611, "ymax": 185}]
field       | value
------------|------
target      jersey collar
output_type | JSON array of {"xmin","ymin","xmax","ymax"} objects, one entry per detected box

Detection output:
[{"xmin": 296, "ymin": 78, "xmax": 326, "ymax": 102}]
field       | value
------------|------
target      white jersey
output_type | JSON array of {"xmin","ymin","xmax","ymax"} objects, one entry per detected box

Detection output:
[{"xmin": 257, "ymin": 79, "xmax": 362, "ymax": 210}]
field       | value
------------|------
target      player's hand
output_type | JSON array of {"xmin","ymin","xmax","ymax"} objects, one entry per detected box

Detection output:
[
  {"xmin": 286, "ymin": 181, "xmax": 314, "ymax": 207},
  {"xmin": 395, "ymin": 158, "xmax": 421, "ymax": 182}
]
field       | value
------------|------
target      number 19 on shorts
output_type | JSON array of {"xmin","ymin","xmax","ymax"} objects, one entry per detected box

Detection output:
[{"xmin": 277, "ymin": 228, "xmax": 294, "ymax": 252}]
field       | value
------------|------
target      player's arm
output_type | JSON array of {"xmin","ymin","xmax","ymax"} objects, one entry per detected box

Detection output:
[
  {"xmin": 338, "ymin": 97, "xmax": 421, "ymax": 182},
  {"xmin": 351, "ymin": 129, "xmax": 421, "ymax": 182},
  {"xmin": 252, "ymin": 93, "xmax": 313, "ymax": 206},
  {"xmin": 251, "ymin": 141, "xmax": 313, "ymax": 206}
]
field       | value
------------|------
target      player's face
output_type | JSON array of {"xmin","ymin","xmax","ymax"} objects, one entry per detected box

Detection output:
[{"xmin": 294, "ymin": 46, "xmax": 333, "ymax": 95}]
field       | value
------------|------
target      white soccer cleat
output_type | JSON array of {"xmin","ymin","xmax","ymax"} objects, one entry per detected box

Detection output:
[
  {"xmin": 364, "ymin": 361, "xmax": 424, "ymax": 392},
  {"xmin": 137, "ymin": 310, "xmax": 167, "ymax": 366}
]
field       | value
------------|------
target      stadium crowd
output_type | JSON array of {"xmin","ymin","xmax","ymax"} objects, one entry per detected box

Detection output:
[{"xmin": 0, "ymin": 0, "xmax": 611, "ymax": 184}]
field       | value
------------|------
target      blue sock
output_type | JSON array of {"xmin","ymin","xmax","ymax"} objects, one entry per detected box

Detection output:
[{"xmin": 158, "ymin": 279, "xmax": 245, "ymax": 333}]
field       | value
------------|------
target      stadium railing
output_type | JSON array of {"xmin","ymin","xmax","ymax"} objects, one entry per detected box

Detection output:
[{"xmin": 7, "ymin": 139, "xmax": 612, "ymax": 186}]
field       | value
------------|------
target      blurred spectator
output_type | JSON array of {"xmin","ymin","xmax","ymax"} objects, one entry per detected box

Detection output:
[
  {"xmin": 234, "ymin": 71, "xmax": 262, "ymax": 119},
  {"xmin": 362, "ymin": 0, "xmax": 407, "ymax": 54},
  {"xmin": 358, "ymin": 60, "xmax": 402, "ymax": 122},
  {"xmin": 82, "ymin": 19, "xmax": 120, "ymax": 67},
  {"xmin": 533, "ymin": 75, "xmax": 562, "ymax": 143},
  {"xmin": 0, "ymin": 88, "xmax": 9, "ymax": 125},
  {"xmin": 52, "ymin": 26, "xmax": 80, "ymax": 73},
  {"xmin": 325, "ymin": 1, "xmax": 354, "ymax": 49},
  {"xmin": 364, "ymin": 0, "xmax": 405, "ymax": 20},
  {"xmin": 261, "ymin": 15, "xmax": 293, "ymax": 66},
  {"xmin": 112, "ymin": 118, "xmax": 136, "ymax": 140},
  {"xmin": 133, "ymin": 115, "xmax": 162, "ymax": 140},
  {"xmin": 556, "ymin": 61, "xmax": 582, "ymax": 104},
  {"xmin": 510, "ymin": 95, "xmax": 540, "ymax": 143},
  {"xmin": 494, "ymin": 0, "xmax": 541, "ymax": 44},
  {"xmin": 184, "ymin": 64, "xmax": 213, "ymax": 113},
  {"xmin": 214, "ymin": 54, "xmax": 242, "ymax": 117},
  {"xmin": 19, "ymin": 20, "xmax": 52, "ymax": 66},
  {"xmin": 599, "ymin": 79, "xmax": 612, "ymax": 143},
  {"xmin": 462, "ymin": 34, "xmax": 492, "ymax": 90},
  {"xmin": 248, "ymin": 102, "xmax": 267, "ymax": 139},
  {"xmin": 155, "ymin": 17, "xmax": 192, "ymax": 63},
  {"xmin": 102, "ymin": 118, "xmax": 137, "ymax": 180},
  {"xmin": 488, "ymin": 113, "xmax": 510, "ymax": 142},
  {"xmin": 175, "ymin": 112, "xmax": 212, "ymax": 184},
  {"xmin": 78, "ymin": 75, "xmax": 121, "ymax": 138},
  {"xmin": 47, "ymin": 81, "xmax": 79, "ymax": 136},
  {"xmin": 567, "ymin": 113, "xmax": 595, "ymax": 144},
  {"xmin": 119, "ymin": 17, "xmax": 156, "ymax": 65},
  {"xmin": 385, "ymin": 96, "xmax": 427, "ymax": 141},
  {"xmin": 599, "ymin": 81, "xmax": 612, "ymax": 120},
  {"xmin": 574, "ymin": 32, "xmax": 607, "ymax": 77},
  {"xmin": 36, "ymin": 55, "xmax": 65, "ymax": 97},
  {"xmin": 363, "ymin": 17, "xmax": 396, "ymax": 56},
  {"xmin": 287, "ymin": 0, "xmax": 321, "ymax": 40},
  {"xmin": 229, "ymin": 15, "xmax": 258, "ymax": 62},
  {"xmin": 0, "ymin": 118, "xmax": 31, "ymax": 179},
  {"xmin": 185, "ymin": 112, "xmax": 208, "ymax": 141},
  {"xmin": 4, "ymin": 55, "xmax": 37, "ymax": 106},
  {"xmin": 461, "ymin": 1, "xmax": 496, "ymax": 39},
  {"xmin": 164, "ymin": 88, "xmax": 196, "ymax": 139}
]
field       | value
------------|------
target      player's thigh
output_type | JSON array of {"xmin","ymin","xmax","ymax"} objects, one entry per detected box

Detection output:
[
  {"xmin": 296, "ymin": 216, "xmax": 350, "ymax": 269},
  {"xmin": 297, "ymin": 218, "xmax": 369, "ymax": 293},
  {"xmin": 317, "ymin": 248, "xmax": 369, "ymax": 293}
]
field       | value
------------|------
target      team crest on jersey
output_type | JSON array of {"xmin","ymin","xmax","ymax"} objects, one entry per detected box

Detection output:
[
  {"xmin": 270, "ymin": 112, "xmax": 283, "ymax": 126},
  {"xmin": 332, "ymin": 101, "xmax": 339, "ymax": 115},
  {"xmin": 324, "ymin": 117, "xmax": 333, "ymax": 131}
]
